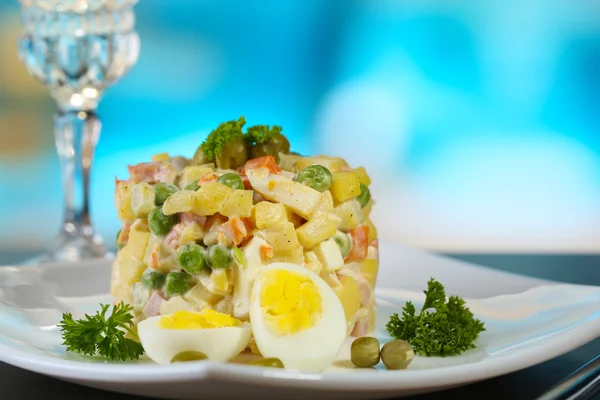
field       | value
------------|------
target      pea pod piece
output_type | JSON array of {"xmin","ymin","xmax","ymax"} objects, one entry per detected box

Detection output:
[
  {"xmin": 217, "ymin": 173, "xmax": 244, "ymax": 190},
  {"xmin": 184, "ymin": 182, "xmax": 200, "ymax": 191},
  {"xmin": 296, "ymin": 165, "xmax": 333, "ymax": 192},
  {"xmin": 171, "ymin": 351, "xmax": 208, "ymax": 363},
  {"xmin": 351, "ymin": 337, "xmax": 381, "ymax": 368},
  {"xmin": 177, "ymin": 244, "xmax": 209, "ymax": 274},
  {"xmin": 215, "ymin": 136, "xmax": 249, "ymax": 170},
  {"xmin": 381, "ymin": 340, "xmax": 414, "ymax": 370},
  {"xmin": 208, "ymin": 244, "xmax": 233, "ymax": 269},
  {"xmin": 356, "ymin": 183, "xmax": 371, "ymax": 208},
  {"xmin": 251, "ymin": 358, "xmax": 284, "ymax": 368},
  {"xmin": 333, "ymin": 231, "xmax": 351, "ymax": 258},
  {"xmin": 153, "ymin": 182, "xmax": 179, "ymax": 206},
  {"xmin": 141, "ymin": 270, "xmax": 166, "ymax": 290},
  {"xmin": 148, "ymin": 207, "xmax": 179, "ymax": 237},
  {"xmin": 165, "ymin": 272, "xmax": 195, "ymax": 297}
]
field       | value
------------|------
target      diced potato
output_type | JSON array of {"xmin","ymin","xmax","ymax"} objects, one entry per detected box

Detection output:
[
  {"xmin": 131, "ymin": 182, "xmax": 155, "ymax": 218},
  {"xmin": 197, "ymin": 271, "xmax": 229, "ymax": 296},
  {"xmin": 220, "ymin": 190, "xmax": 253, "ymax": 218},
  {"xmin": 311, "ymin": 190, "xmax": 334, "ymax": 217},
  {"xmin": 314, "ymin": 238, "xmax": 344, "ymax": 271},
  {"xmin": 336, "ymin": 275, "xmax": 361, "ymax": 323},
  {"xmin": 112, "ymin": 284, "xmax": 134, "ymax": 305},
  {"xmin": 332, "ymin": 199, "xmax": 363, "ymax": 231},
  {"xmin": 184, "ymin": 283, "xmax": 222, "ymax": 306},
  {"xmin": 143, "ymin": 235, "xmax": 178, "ymax": 272},
  {"xmin": 254, "ymin": 222, "xmax": 303, "ymax": 264},
  {"xmin": 330, "ymin": 172, "xmax": 361, "ymax": 203},
  {"xmin": 304, "ymin": 251, "xmax": 323, "ymax": 275},
  {"xmin": 295, "ymin": 156, "xmax": 349, "ymax": 173},
  {"xmin": 179, "ymin": 221, "xmax": 204, "ymax": 245},
  {"xmin": 364, "ymin": 217, "xmax": 377, "ymax": 243},
  {"xmin": 193, "ymin": 182, "xmax": 233, "ymax": 216},
  {"xmin": 253, "ymin": 201, "xmax": 288, "ymax": 229},
  {"xmin": 160, "ymin": 296, "xmax": 195, "ymax": 315},
  {"xmin": 353, "ymin": 166, "xmax": 371, "ymax": 186},
  {"xmin": 118, "ymin": 247, "xmax": 146, "ymax": 287},
  {"xmin": 359, "ymin": 258, "xmax": 378, "ymax": 287},
  {"xmin": 320, "ymin": 270, "xmax": 342, "ymax": 291},
  {"xmin": 180, "ymin": 166, "xmax": 214, "ymax": 188},
  {"xmin": 162, "ymin": 190, "xmax": 196, "ymax": 215},
  {"xmin": 247, "ymin": 168, "xmax": 322, "ymax": 219},
  {"xmin": 115, "ymin": 182, "xmax": 135, "ymax": 221},
  {"xmin": 151, "ymin": 152, "xmax": 170, "ymax": 164},
  {"xmin": 296, "ymin": 213, "xmax": 340, "ymax": 249},
  {"xmin": 128, "ymin": 229, "xmax": 150, "ymax": 261},
  {"xmin": 285, "ymin": 207, "xmax": 305, "ymax": 229},
  {"xmin": 234, "ymin": 237, "xmax": 269, "ymax": 320},
  {"xmin": 278, "ymin": 153, "xmax": 302, "ymax": 171}
]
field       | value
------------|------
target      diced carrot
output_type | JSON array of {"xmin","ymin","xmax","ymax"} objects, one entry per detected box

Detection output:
[
  {"xmin": 219, "ymin": 216, "xmax": 250, "ymax": 246},
  {"xmin": 260, "ymin": 244, "xmax": 274, "ymax": 260},
  {"xmin": 244, "ymin": 156, "xmax": 281, "ymax": 174},
  {"xmin": 346, "ymin": 225, "xmax": 369, "ymax": 262},
  {"xmin": 199, "ymin": 172, "xmax": 218, "ymax": 184}
]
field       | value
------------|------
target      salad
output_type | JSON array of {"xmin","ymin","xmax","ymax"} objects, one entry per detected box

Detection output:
[{"xmin": 109, "ymin": 117, "xmax": 378, "ymax": 371}]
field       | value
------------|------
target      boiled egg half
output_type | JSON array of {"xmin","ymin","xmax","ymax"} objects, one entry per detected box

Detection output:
[
  {"xmin": 249, "ymin": 262, "xmax": 347, "ymax": 372},
  {"xmin": 138, "ymin": 308, "xmax": 251, "ymax": 365}
]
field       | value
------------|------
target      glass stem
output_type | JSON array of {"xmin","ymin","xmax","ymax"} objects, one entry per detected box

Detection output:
[{"xmin": 54, "ymin": 109, "xmax": 101, "ymax": 241}]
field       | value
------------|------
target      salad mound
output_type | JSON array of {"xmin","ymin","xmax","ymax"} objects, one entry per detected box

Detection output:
[{"xmin": 110, "ymin": 117, "xmax": 378, "ymax": 366}]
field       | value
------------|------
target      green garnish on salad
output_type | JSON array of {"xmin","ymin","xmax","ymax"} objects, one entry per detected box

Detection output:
[
  {"xmin": 200, "ymin": 116, "xmax": 246, "ymax": 161},
  {"xmin": 386, "ymin": 278, "xmax": 485, "ymax": 357},
  {"xmin": 245, "ymin": 124, "xmax": 283, "ymax": 145},
  {"xmin": 58, "ymin": 302, "xmax": 144, "ymax": 361}
]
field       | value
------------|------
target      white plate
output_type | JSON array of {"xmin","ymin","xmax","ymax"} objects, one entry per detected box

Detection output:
[{"xmin": 1, "ymin": 241, "xmax": 599, "ymax": 400}]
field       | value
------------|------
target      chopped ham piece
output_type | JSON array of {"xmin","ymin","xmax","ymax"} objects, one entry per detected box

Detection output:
[
  {"xmin": 244, "ymin": 156, "xmax": 281, "ymax": 174},
  {"xmin": 143, "ymin": 291, "xmax": 166, "ymax": 317},
  {"xmin": 351, "ymin": 316, "xmax": 369, "ymax": 337},
  {"xmin": 128, "ymin": 162, "xmax": 176, "ymax": 184},
  {"xmin": 357, "ymin": 277, "xmax": 372, "ymax": 307},
  {"xmin": 346, "ymin": 225, "xmax": 369, "ymax": 262},
  {"xmin": 180, "ymin": 212, "xmax": 207, "ymax": 227},
  {"xmin": 165, "ymin": 223, "xmax": 185, "ymax": 251}
]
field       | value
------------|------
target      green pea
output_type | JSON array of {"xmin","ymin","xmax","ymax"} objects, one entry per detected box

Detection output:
[
  {"xmin": 270, "ymin": 133, "xmax": 290, "ymax": 154},
  {"xmin": 215, "ymin": 136, "xmax": 249, "ymax": 170},
  {"xmin": 148, "ymin": 207, "xmax": 179, "ymax": 237},
  {"xmin": 165, "ymin": 271, "xmax": 195, "ymax": 297},
  {"xmin": 251, "ymin": 358, "xmax": 284, "ymax": 368},
  {"xmin": 333, "ymin": 231, "xmax": 352, "ymax": 258},
  {"xmin": 296, "ymin": 165, "xmax": 333, "ymax": 192},
  {"xmin": 171, "ymin": 351, "xmax": 208, "ymax": 363},
  {"xmin": 217, "ymin": 173, "xmax": 244, "ymax": 190},
  {"xmin": 381, "ymin": 340, "xmax": 414, "ymax": 370},
  {"xmin": 177, "ymin": 244, "xmax": 209, "ymax": 274},
  {"xmin": 208, "ymin": 244, "xmax": 233, "ymax": 269},
  {"xmin": 116, "ymin": 229, "xmax": 125, "ymax": 250},
  {"xmin": 141, "ymin": 270, "xmax": 166, "ymax": 290},
  {"xmin": 184, "ymin": 182, "xmax": 200, "ymax": 191},
  {"xmin": 153, "ymin": 182, "xmax": 179, "ymax": 206},
  {"xmin": 356, "ymin": 183, "xmax": 371, "ymax": 208},
  {"xmin": 250, "ymin": 142, "xmax": 280, "ymax": 163},
  {"xmin": 350, "ymin": 337, "xmax": 381, "ymax": 368}
]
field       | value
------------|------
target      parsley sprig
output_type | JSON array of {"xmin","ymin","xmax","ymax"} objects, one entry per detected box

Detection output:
[
  {"xmin": 245, "ymin": 124, "xmax": 283, "ymax": 145},
  {"xmin": 58, "ymin": 302, "xmax": 144, "ymax": 361},
  {"xmin": 386, "ymin": 278, "xmax": 485, "ymax": 357},
  {"xmin": 200, "ymin": 116, "xmax": 246, "ymax": 161}
]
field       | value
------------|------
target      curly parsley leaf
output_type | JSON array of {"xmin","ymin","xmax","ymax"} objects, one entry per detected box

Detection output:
[
  {"xmin": 201, "ymin": 116, "xmax": 246, "ymax": 161},
  {"xmin": 386, "ymin": 278, "xmax": 485, "ymax": 357},
  {"xmin": 58, "ymin": 302, "xmax": 144, "ymax": 362},
  {"xmin": 245, "ymin": 124, "xmax": 283, "ymax": 145}
]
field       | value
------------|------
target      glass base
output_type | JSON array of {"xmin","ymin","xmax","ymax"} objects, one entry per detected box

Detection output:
[{"xmin": 21, "ymin": 225, "xmax": 112, "ymax": 265}]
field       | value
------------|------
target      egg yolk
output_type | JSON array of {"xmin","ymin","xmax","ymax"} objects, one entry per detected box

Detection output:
[
  {"xmin": 159, "ymin": 309, "xmax": 241, "ymax": 330},
  {"xmin": 259, "ymin": 269, "xmax": 322, "ymax": 335}
]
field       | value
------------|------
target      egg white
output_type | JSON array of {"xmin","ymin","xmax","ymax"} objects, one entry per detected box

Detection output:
[
  {"xmin": 249, "ymin": 262, "xmax": 347, "ymax": 372},
  {"xmin": 137, "ymin": 315, "xmax": 252, "ymax": 365}
]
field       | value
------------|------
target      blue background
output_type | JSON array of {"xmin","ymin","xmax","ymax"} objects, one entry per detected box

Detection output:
[{"xmin": 0, "ymin": 0, "xmax": 599, "ymax": 253}]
